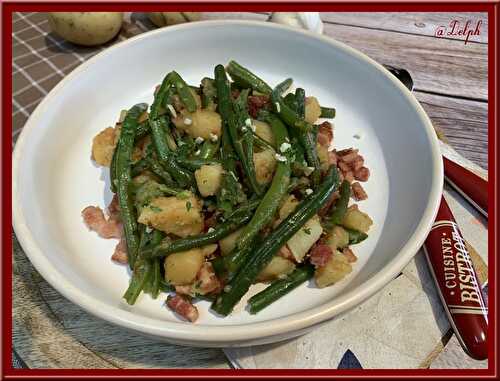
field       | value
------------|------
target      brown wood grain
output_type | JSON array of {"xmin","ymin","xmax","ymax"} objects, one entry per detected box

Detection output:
[
  {"xmin": 322, "ymin": 22, "xmax": 487, "ymax": 100},
  {"xmin": 12, "ymin": 233, "xmax": 229, "ymax": 369},
  {"xmin": 321, "ymin": 12, "xmax": 488, "ymax": 44},
  {"xmin": 415, "ymin": 92, "xmax": 488, "ymax": 169}
]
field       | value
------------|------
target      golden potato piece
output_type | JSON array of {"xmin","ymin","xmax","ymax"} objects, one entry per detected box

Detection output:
[
  {"xmin": 256, "ymin": 256, "xmax": 296, "ymax": 282},
  {"xmin": 138, "ymin": 194, "xmax": 203, "ymax": 238},
  {"xmin": 314, "ymin": 252, "xmax": 352, "ymax": 288},
  {"xmin": 91, "ymin": 127, "xmax": 116, "ymax": 167},
  {"xmin": 164, "ymin": 249, "xmax": 205, "ymax": 286},
  {"xmin": 172, "ymin": 109, "xmax": 221, "ymax": 139},
  {"xmin": 195, "ymin": 164, "xmax": 224, "ymax": 197},
  {"xmin": 305, "ymin": 96, "xmax": 321, "ymax": 124},
  {"xmin": 253, "ymin": 120, "xmax": 275, "ymax": 146},
  {"xmin": 253, "ymin": 149, "xmax": 277, "ymax": 185}
]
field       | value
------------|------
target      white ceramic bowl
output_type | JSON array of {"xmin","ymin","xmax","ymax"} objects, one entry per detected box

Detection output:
[{"xmin": 12, "ymin": 21, "xmax": 443, "ymax": 347}]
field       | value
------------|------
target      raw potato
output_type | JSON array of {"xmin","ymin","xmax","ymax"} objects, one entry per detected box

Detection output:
[
  {"xmin": 172, "ymin": 109, "xmax": 221, "ymax": 139},
  {"xmin": 286, "ymin": 215, "xmax": 323, "ymax": 262},
  {"xmin": 148, "ymin": 12, "xmax": 201, "ymax": 27},
  {"xmin": 219, "ymin": 228, "xmax": 244, "ymax": 256},
  {"xmin": 314, "ymin": 252, "xmax": 352, "ymax": 288},
  {"xmin": 253, "ymin": 149, "xmax": 277, "ymax": 184},
  {"xmin": 195, "ymin": 164, "xmax": 224, "ymax": 197},
  {"xmin": 342, "ymin": 207, "xmax": 373, "ymax": 233},
  {"xmin": 48, "ymin": 12, "xmax": 123, "ymax": 46},
  {"xmin": 253, "ymin": 120, "xmax": 275, "ymax": 146},
  {"xmin": 91, "ymin": 127, "xmax": 116, "ymax": 167},
  {"xmin": 327, "ymin": 226, "xmax": 349, "ymax": 251},
  {"xmin": 305, "ymin": 96, "xmax": 321, "ymax": 124},
  {"xmin": 256, "ymin": 256, "xmax": 296, "ymax": 282},
  {"xmin": 138, "ymin": 194, "xmax": 204, "ymax": 237}
]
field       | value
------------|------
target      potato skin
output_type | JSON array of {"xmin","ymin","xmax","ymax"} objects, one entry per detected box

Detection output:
[
  {"xmin": 172, "ymin": 109, "xmax": 221, "ymax": 139},
  {"xmin": 138, "ymin": 194, "xmax": 204, "ymax": 237},
  {"xmin": 148, "ymin": 12, "xmax": 201, "ymax": 27},
  {"xmin": 194, "ymin": 164, "xmax": 224, "ymax": 197},
  {"xmin": 91, "ymin": 127, "xmax": 116, "ymax": 167},
  {"xmin": 305, "ymin": 96, "xmax": 321, "ymax": 124},
  {"xmin": 253, "ymin": 149, "xmax": 277, "ymax": 184},
  {"xmin": 48, "ymin": 12, "xmax": 123, "ymax": 46},
  {"xmin": 314, "ymin": 252, "xmax": 352, "ymax": 288}
]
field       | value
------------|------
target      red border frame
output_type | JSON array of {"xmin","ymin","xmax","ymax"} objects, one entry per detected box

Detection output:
[{"xmin": 2, "ymin": 2, "xmax": 498, "ymax": 379}]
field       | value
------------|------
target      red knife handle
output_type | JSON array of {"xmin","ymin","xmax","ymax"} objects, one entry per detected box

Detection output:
[
  {"xmin": 424, "ymin": 195, "xmax": 488, "ymax": 360},
  {"xmin": 443, "ymin": 156, "xmax": 488, "ymax": 217}
]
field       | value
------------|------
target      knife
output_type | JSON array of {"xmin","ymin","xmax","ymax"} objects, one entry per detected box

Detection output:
[{"xmin": 385, "ymin": 65, "xmax": 488, "ymax": 360}]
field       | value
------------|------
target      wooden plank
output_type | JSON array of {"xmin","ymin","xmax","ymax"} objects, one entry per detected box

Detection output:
[
  {"xmin": 322, "ymin": 23, "xmax": 487, "ymax": 100},
  {"xmin": 321, "ymin": 13, "xmax": 488, "ymax": 43},
  {"xmin": 12, "ymin": 233, "xmax": 229, "ymax": 369},
  {"xmin": 415, "ymin": 92, "xmax": 488, "ymax": 169}
]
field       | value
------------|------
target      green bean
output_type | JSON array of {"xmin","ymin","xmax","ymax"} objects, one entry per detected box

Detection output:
[
  {"xmin": 110, "ymin": 146, "xmax": 118, "ymax": 193},
  {"xmin": 135, "ymin": 120, "xmax": 150, "ymax": 139},
  {"xmin": 346, "ymin": 228, "xmax": 368, "ymax": 245},
  {"xmin": 323, "ymin": 180, "xmax": 350, "ymax": 229},
  {"xmin": 223, "ymin": 113, "xmax": 291, "ymax": 275},
  {"xmin": 212, "ymin": 166, "xmax": 339, "ymax": 316},
  {"xmin": 226, "ymin": 60, "xmax": 272, "ymax": 94},
  {"xmin": 150, "ymin": 116, "xmax": 194, "ymax": 187},
  {"xmin": 176, "ymin": 157, "xmax": 221, "ymax": 171},
  {"xmin": 296, "ymin": 88, "xmax": 321, "ymax": 188},
  {"xmin": 150, "ymin": 73, "xmax": 174, "ymax": 119},
  {"xmin": 170, "ymin": 71, "xmax": 198, "ymax": 113},
  {"xmin": 320, "ymin": 106, "xmax": 336, "ymax": 119},
  {"xmin": 201, "ymin": 77, "xmax": 217, "ymax": 111},
  {"xmin": 148, "ymin": 230, "xmax": 164, "ymax": 299},
  {"xmin": 123, "ymin": 261, "xmax": 152, "ymax": 305},
  {"xmin": 275, "ymin": 78, "xmax": 293, "ymax": 96},
  {"xmin": 270, "ymin": 88, "xmax": 313, "ymax": 133},
  {"xmin": 145, "ymin": 155, "xmax": 176, "ymax": 186},
  {"xmin": 131, "ymin": 158, "xmax": 149, "ymax": 177},
  {"xmin": 215, "ymin": 65, "xmax": 261, "ymax": 195},
  {"xmin": 199, "ymin": 139, "xmax": 220, "ymax": 160},
  {"xmin": 148, "ymin": 206, "xmax": 255, "ymax": 258},
  {"xmin": 248, "ymin": 265, "xmax": 315, "ymax": 314},
  {"xmin": 252, "ymin": 131, "xmax": 276, "ymax": 151},
  {"xmin": 283, "ymin": 93, "xmax": 298, "ymax": 110},
  {"xmin": 116, "ymin": 103, "xmax": 148, "ymax": 268}
]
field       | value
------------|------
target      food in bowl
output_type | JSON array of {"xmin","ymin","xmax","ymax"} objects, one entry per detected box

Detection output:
[{"xmin": 82, "ymin": 61, "xmax": 372, "ymax": 322}]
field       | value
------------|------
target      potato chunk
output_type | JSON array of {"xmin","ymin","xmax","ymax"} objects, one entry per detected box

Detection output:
[
  {"xmin": 326, "ymin": 226, "xmax": 349, "ymax": 251},
  {"xmin": 138, "ymin": 194, "xmax": 203, "ymax": 237},
  {"xmin": 274, "ymin": 195, "xmax": 299, "ymax": 227},
  {"xmin": 253, "ymin": 149, "xmax": 277, "ymax": 184},
  {"xmin": 164, "ymin": 249, "xmax": 205, "ymax": 286},
  {"xmin": 195, "ymin": 164, "xmax": 224, "ymax": 197},
  {"xmin": 316, "ymin": 143, "xmax": 330, "ymax": 171},
  {"xmin": 256, "ymin": 256, "xmax": 296, "ymax": 282},
  {"xmin": 219, "ymin": 228, "xmax": 244, "ymax": 256},
  {"xmin": 172, "ymin": 109, "xmax": 221, "ymax": 139},
  {"xmin": 286, "ymin": 215, "xmax": 323, "ymax": 262},
  {"xmin": 314, "ymin": 252, "xmax": 352, "ymax": 288},
  {"xmin": 305, "ymin": 96, "xmax": 321, "ymax": 124},
  {"xmin": 342, "ymin": 207, "xmax": 373, "ymax": 233},
  {"xmin": 91, "ymin": 127, "xmax": 116, "ymax": 167},
  {"xmin": 253, "ymin": 120, "xmax": 275, "ymax": 146}
]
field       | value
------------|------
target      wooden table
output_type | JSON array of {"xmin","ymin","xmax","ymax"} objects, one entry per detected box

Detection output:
[{"xmin": 12, "ymin": 12, "xmax": 488, "ymax": 369}]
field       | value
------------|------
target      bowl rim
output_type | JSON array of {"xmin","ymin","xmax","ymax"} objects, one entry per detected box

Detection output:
[{"xmin": 12, "ymin": 19, "xmax": 443, "ymax": 344}]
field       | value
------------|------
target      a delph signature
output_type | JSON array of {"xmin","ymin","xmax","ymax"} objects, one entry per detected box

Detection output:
[{"xmin": 435, "ymin": 20, "xmax": 483, "ymax": 44}]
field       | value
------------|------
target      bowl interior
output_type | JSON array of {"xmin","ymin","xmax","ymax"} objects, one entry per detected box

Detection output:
[{"xmin": 13, "ymin": 21, "xmax": 441, "ymax": 342}]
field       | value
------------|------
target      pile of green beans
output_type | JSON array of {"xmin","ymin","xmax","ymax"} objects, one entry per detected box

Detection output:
[{"xmin": 104, "ymin": 61, "xmax": 355, "ymax": 316}]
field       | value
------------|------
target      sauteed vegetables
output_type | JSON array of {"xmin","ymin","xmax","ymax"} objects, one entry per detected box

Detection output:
[{"xmin": 83, "ymin": 61, "xmax": 372, "ymax": 322}]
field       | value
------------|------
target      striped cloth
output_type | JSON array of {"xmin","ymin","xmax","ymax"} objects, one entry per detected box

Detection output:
[{"xmin": 12, "ymin": 12, "xmax": 154, "ymax": 144}]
